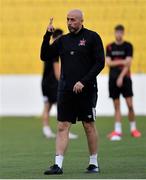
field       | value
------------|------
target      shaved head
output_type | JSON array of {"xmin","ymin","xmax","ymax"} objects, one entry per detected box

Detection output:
[
  {"xmin": 67, "ymin": 9, "xmax": 84, "ymax": 21},
  {"xmin": 67, "ymin": 9, "xmax": 84, "ymax": 33}
]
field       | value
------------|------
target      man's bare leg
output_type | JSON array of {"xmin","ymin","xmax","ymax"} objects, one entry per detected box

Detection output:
[
  {"xmin": 83, "ymin": 121, "xmax": 98, "ymax": 155},
  {"xmin": 42, "ymin": 102, "xmax": 55, "ymax": 138},
  {"xmin": 82, "ymin": 121, "xmax": 99, "ymax": 171},
  {"xmin": 113, "ymin": 98, "xmax": 122, "ymax": 124},
  {"xmin": 125, "ymin": 97, "xmax": 135, "ymax": 123},
  {"xmin": 125, "ymin": 97, "xmax": 141, "ymax": 137},
  {"xmin": 44, "ymin": 121, "xmax": 71, "ymax": 175},
  {"xmin": 108, "ymin": 98, "xmax": 122, "ymax": 140},
  {"xmin": 113, "ymin": 98, "xmax": 122, "ymax": 134},
  {"xmin": 55, "ymin": 121, "xmax": 71, "ymax": 168},
  {"xmin": 42, "ymin": 102, "xmax": 52, "ymax": 126}
]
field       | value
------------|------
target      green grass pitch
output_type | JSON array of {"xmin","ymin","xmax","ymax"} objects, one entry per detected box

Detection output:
[{"xmin": 0, "ymin": 116, "xmax": 146, "ymax": 179}]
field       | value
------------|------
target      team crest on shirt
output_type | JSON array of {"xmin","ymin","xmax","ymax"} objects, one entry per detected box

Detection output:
[{"xmin": 78, "ymin": 38, "xmax": 86, "ymax": 46}]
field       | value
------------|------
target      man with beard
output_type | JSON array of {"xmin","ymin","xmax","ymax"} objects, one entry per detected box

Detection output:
[{"xmin": 40, "ymin": 9, "xmax": 105, "ymax": 174}]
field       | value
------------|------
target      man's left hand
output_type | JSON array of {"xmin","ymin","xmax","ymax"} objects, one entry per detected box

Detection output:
[{"xmin": 73, "ymin": 81, "xmax": 84, "ymax": 94}]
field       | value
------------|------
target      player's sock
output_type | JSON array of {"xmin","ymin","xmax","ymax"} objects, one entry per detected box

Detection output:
[
  {"xmin": 114, "ymin": 122, "xmax": 122, "ymax": 134},
  {"xmin": 55, "ymin": 155, "xmax": 64, "ymax": 168},
  {"xmin": 130, "ymin": 121, "xmax": 136, "ymax": 132},
  {"xmin": 89, "ymin": 154, "xmax": 98, "ymax": 167}
]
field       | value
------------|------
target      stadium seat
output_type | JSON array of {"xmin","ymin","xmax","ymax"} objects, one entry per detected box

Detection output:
[{"xmin": 0, "ymin": 0, "xmax": 146, "ymax": 74}]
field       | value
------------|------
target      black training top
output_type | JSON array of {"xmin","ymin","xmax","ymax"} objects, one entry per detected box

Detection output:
[
  {"xmin": 42, "ymin": 59, "xmax": 58, "ymax": 89},
  {"xmin": 106, "ymin": 41, "xmax": 133, "ymax": 79},
  {"xmin": 40, "ymin": 27, "xmax": 105, "ymax": 91}
]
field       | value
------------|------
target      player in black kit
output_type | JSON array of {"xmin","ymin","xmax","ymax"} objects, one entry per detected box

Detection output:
[
  {"xmin": 106, "ymin": 25, "xmax": 141, "ymax": 141},
  {"xmin": 40, "ymin": 9, "xmax": 105, "ymax": 174},
  {"xmin": 41, "ymin": 29, "xmax": 78, "ymax": 139}
]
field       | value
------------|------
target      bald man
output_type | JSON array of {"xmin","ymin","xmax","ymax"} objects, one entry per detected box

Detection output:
[{"xmin": 40, "ymin": 9, "xmax": 105, "ymax": 175}]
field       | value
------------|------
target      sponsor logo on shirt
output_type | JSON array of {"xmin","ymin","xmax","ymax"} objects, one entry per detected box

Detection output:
[
  {"xmin": 78, "ymin": 38, "xmax": 86, "ymax": 46},
  {"xmin": 111, "ymin": 51, "xmax": 125, "ymax": 56}
]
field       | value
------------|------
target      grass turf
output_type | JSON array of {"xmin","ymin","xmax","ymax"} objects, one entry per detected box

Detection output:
[{"xmin": 0, "ymin": 116, "xmax": 146, "ymax": 179}]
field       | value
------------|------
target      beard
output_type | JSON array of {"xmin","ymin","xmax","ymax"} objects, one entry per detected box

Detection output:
[{"xmin": 68, "ymin": 26, "xmax": 79, "ymax": 33}]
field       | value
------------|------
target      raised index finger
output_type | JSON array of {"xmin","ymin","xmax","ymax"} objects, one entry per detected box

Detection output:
[{"xmin": 49, "ymin": 17, "xmax": 53, "ymax": 25}]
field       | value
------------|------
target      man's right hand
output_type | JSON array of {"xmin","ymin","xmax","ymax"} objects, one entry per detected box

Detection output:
[
  {"xmin": 47, "ymin": 18, "xmax": 54, "ymax": 32},
  {"xmin": 116, "ymin": 76, "xmax": 123, "ymax": 87}
]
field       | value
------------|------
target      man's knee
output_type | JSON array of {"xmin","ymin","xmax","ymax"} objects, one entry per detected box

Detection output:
[
  {"xmin": 128, "ymin": 105, "xmax": 134, "ymax": 113},
  {"xmin": 114, "ymin": 103, "xmax": 120, "ymax": 111},
  {"xmin": 83, "ymin": 122, "xmax": 95, "ymax": 134},
  {"xmin": 57, "ymin": 122, "xmax": 70, "ymax": 132}
]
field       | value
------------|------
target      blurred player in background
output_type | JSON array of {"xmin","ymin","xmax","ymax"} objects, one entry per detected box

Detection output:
[
  {"xmin": 41, "ymin": 28, "xmax": 78, "ymax": 139},
  {"xmin": 106, "ymin": 24, "xmax": 141, "ymax": 141},
  {"xmin": 40, "ymin": 9, "xmax": 105, "ymax": 175}
]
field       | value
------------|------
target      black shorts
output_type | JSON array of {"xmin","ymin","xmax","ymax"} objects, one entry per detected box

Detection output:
[
  {"xmin": 57, "ymin": 88, "xmax": 97, "ymax": 124},
  {"xmin": 42, "ymin": 83, "xmax": 58, "ymax": 104},
  {"xmin": 109, "ymin": 77, "xmax": 133, "ymax": 99}
]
